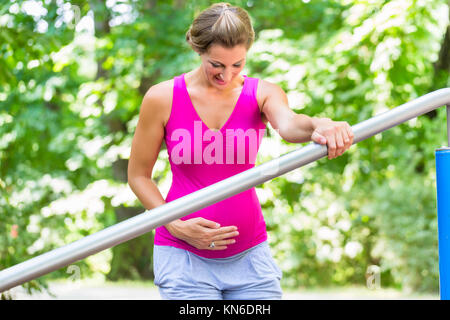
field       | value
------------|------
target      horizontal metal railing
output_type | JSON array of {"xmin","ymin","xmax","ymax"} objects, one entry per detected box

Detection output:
[{"xmin": 1, "ymin": 88, "xmax": 450, "ymax": 293}]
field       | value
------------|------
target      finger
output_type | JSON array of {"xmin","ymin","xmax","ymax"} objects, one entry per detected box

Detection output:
[
  {"xmin": 205, "ymin": 242, "xmax": 228, "ymax": 250},
  {"xmin": 326, "ymin": 133, "xmax": 337, "ymax": 159},
  {"xmin": 195, "ymin": 217, "xmax": 221, "ymax": 229},
  {"xmin": 208, "ymin": 225, "xmax": 238, "ymax": 236},
  {"xmin": 335, "ymin": 129, "xmax": 345, "ymax": 157},
  {"xmin": 207, "ymin": 237, "xmax": 237, "ymax": 250},
  {"xmin": 342, "ymin": 126, "xmax": 351, "ymax": 149},
  {"xmin": 343, "ymin": 126, "xmax": 353, "ymax": 151},
  {"xmin": 341, "ymin": 125, "xmax": 351, "ymax": 154},
  {"xmin": 311, "ymin": 131, "xmax": 327, "ymax": 145},
  {"xmin": 346, "ymin": 123, "xmax": 354, "ymax": 146},
  {"xmin": 212, "ymin": 230, "xmax": 239, "ymax": 241},
  {"xmin": 214, "ymin": 238, "xmax": 237, "ymax": 247}
]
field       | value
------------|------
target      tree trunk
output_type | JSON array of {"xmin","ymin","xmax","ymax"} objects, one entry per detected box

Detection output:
[
  {"xmin": 425, "ymin": 0, "xmax": 450, "ymax": 119},
  {"xmin": 90, "ymin": 0, "xmax": 154, "ymax": 281}
]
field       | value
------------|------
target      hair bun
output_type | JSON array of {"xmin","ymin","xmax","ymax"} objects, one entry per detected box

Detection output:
[{"xmin": 185, "ymin": 3, "xmax": 254, "ymax": 54}]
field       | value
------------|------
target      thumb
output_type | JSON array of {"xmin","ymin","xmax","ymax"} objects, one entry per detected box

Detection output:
[
  {"xmin": 311, "ymin": 131, "xmax": 327, "ymax": 145},
  {"xmin": 196, "ymin": 218, "xmax": 221, "ymax": 229}
]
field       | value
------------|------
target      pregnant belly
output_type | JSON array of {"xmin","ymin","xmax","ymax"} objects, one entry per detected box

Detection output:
[{"xmin": 180, "ymin": 188, "xmax": 264, "ymax": 245}]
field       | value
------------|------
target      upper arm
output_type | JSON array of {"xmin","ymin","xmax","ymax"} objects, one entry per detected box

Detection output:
[
  {"xmin": 128, "ymin": 82, "xmax": 172, "ymax": 181},
  {"xmin": 258, "ymin": 79, "xmax": 296, "ymax": 134}
]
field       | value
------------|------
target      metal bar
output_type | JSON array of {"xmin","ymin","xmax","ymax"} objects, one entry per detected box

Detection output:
[{"xmin": 1, "ymin": 88, "xmax": 450, "ymax": 293}]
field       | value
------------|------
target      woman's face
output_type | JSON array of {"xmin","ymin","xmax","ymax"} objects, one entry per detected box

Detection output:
[{"xmin": 199, "ymin": 44, "xmax": 247, "ymax": 89}]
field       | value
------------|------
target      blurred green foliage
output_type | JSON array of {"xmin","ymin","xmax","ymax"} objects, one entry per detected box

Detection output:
[{"xmin": 0, "ymin": 0, "xmax": 449, "ymax": 298}]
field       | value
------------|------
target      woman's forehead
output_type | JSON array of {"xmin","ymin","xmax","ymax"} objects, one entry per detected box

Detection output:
[{"xmin": 206, "ymin": 44, "xmax": 247, "ymax": 61}]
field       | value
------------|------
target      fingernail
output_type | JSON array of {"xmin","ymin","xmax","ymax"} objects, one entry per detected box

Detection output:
[{"xmin": 216, "ymin": 223, "xmax": 220, "ymax": 227}]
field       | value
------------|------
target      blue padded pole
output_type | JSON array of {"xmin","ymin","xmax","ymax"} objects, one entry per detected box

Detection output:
[
  {"xmin": 436, "ymin": 104, "xmax": 450, "ymax": 300},
  {"xmin": 436, "ymin": 147, "xmax": 450, "ymax": 300}
]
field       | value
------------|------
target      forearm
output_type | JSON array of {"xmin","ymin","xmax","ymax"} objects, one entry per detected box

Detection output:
[
  {"xmin": 128, "ymin": 176, "xmax": 166, "ymax": 211},
  {"xmin": 280, "ymin": 114, "xmax": 320, "ymax": 143},
  {"xmin": 128, "ymin": 176, "xmax": 184, "ymax": 233}
]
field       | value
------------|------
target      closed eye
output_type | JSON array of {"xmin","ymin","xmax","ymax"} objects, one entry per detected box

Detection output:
[{"xmin": 211, "ymin": 63, "xmax": 242, "ymax": 68}]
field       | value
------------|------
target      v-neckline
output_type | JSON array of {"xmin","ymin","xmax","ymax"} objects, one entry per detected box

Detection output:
[{"xmin": 183, "ymin": 73, "xmax": 247, "ymax": 132}]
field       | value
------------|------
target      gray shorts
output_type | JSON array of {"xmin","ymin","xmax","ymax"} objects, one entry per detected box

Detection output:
[{"xmin": 153, "ymin": 241, "xmax": 283, "ymax": 300}]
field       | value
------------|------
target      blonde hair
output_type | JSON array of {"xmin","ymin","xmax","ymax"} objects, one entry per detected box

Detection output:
[{"xmin": 186, "ymin": 2, "xmax": 255, "ymax": 54}]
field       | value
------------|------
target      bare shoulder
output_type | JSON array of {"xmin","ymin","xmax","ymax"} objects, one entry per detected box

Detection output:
[
  {"xmin": 256, "ymin": 78, "xmax": 286, "ymax": 114},
  {"xmin": 142, "ymin": 78, "xmax": 174, "ymax": 127}
]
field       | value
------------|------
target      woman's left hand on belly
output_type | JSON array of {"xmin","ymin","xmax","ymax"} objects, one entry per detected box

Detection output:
[{"xmin": 165, "ymin": 217, "xmax": 239, "ymax": 250}]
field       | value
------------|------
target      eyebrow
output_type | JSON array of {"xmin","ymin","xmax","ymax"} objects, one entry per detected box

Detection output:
[{"xmin": 209, "ymin": 59, "xmax": 244, "ymax": 65}]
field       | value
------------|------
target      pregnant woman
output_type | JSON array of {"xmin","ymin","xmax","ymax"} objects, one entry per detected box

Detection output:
[{"xmin": 127, "ymin": 2, "xmax": 353, "ymax": 300}]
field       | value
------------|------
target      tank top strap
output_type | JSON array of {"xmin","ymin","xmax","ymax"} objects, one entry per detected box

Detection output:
[
  {"xmin": 165, "ymin": 73, "xmax": 195, "ymax": 133},
  {"xmin": 172, "ymin": 73, "xmax": 190, "ymax": 115},
  {"xmin": 242, "ymin": 75, "xmax": 258, "ymax": 98},
  {"xmin": 240, "ymin": 75, "xmax": 260, "ymax": 114}
]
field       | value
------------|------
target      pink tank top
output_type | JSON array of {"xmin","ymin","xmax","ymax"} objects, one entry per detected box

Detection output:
[{"xmin": 154, "ymin": 72, "xmax": 268, "ymax": 258}]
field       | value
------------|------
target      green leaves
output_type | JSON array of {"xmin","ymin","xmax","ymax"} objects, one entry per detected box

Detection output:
[
  {"xmin": 250, "ymin": 0, "xmax": 448, "ymax": 291},
  {"xmin": 0, "ymin": 0, "xmax": 448, "ymax": 296}
]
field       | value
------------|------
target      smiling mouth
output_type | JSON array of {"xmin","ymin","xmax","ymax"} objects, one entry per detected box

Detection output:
[{"xmin": 214, "ymin": 75, "xmax": 226, "ymax": 85}]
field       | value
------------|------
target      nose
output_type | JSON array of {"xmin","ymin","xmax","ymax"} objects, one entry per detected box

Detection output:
[{"xmin": 221, "ymin": 69, "xmax": 233, "ymax": 82}]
